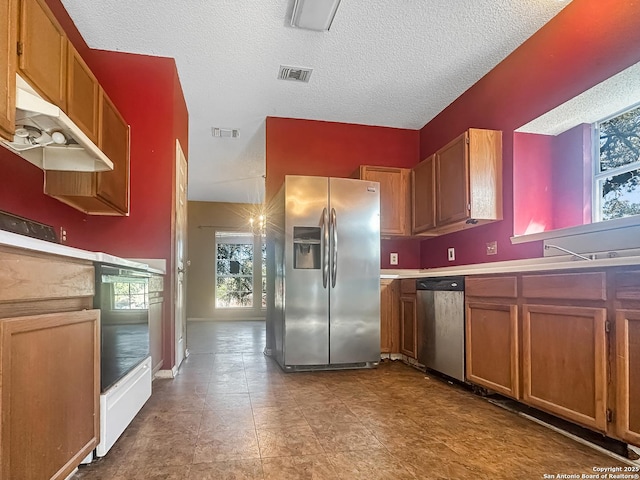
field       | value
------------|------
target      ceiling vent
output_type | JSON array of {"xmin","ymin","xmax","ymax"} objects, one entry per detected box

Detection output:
[
  {"xmin": 278, "ymin": 65, "xmax": 313, "ymax": 83},
  {"xmin": 212, "ymin": 128, "xmax": 240, "ymax": 138}
]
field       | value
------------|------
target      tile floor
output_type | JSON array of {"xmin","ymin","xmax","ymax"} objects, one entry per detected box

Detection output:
[{"xmin": 73, "ymin": 320, "xmax": 626, "ymax": 479}]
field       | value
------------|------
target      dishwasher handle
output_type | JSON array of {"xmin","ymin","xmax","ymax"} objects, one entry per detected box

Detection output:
[{"xmin": 416, "ymin": 277, "xmax": 465, "ymax": 291}]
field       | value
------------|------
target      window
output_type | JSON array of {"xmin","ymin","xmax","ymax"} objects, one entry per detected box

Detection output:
[
  {"xmin": 113, "ymin": 280, "xmax": 148, "ymax": 310},
  {"xmin": 594, "ymin": 103, "xmax": 640, "ymax": 221},
  {"xmin": 216, "ymin": 232, "xmax": 254, "ymax": 307},
  {"xmin": 214, "ymin": 231, "xmax": 267, "ymax": 309}
]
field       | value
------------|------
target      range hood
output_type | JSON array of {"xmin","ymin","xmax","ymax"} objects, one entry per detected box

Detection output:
[{"xmin": 0, "ymin": 76, "xmax": 113, "ymax": 172}]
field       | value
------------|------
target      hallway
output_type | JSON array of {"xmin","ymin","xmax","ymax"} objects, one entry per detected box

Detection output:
[{"xmin": 73, "ymin": 320, "xmax": 625, "ymax": 479}]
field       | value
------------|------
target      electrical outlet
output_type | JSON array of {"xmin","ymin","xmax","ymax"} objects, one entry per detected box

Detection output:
[
  {"xmin": 486, "ymin": 241, "xmax": 497, "ymax": 255},
  {"xmin": 447, "ymin": 247, "xmax": 455, "ymax": 261},
  {"xmin": 390, "ymin": 253, "xmax": 398, "ymax": 265},
  {"xmin": 59, "ymin": 227, "xmax": 67, "ymax": 244}
]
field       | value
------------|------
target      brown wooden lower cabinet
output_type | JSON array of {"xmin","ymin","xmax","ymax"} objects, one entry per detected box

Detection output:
[
  {"xmin": 400, "ymin": 295, "xmax": 417, "ymax": 358},
  {"xmin": 0, "ymin": 309, "xmax": 100, "ymax": 480},
  {"xmin": 465, "ymin": 302, "xmax": 519, "ymax": 398},
  {"xmin": 522, "ymin": 303, "xmax": 608, "ymax": 432},
  {"xmin": 380, "ymin": 279, "xmax": 399, "ymax": 354},
  {"xmin": 615, "ymin": 309, "xmax": 640, "ymax": 445}
]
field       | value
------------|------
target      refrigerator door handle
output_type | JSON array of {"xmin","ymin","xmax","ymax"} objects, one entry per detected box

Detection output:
[
  {"xmin": 331, "ymin": 208, "xmax": 338, "ymax": 288},
  {"xmin": 322, "ymin": 207, "xmax": 329, "ymax": 288}
]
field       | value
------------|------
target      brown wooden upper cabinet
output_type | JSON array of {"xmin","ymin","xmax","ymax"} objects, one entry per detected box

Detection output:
[
  {"xmin": 411, "ymin": 154, "xmax": 436, "ymax": 233},
  {"xmin": 67, "ymin": 43, "xmax": 100, "ymax": 145},
  {"xmin": 17, "ymin": 0, "xmax": 67, "ymax": 109},
  {"xmin": 353, "ymin": 166, "xmax": 411, "ymax": 236},
  {"xmin": 0, "ymin": 0, "xmax": 17, "ymax": 141},
  {"xmin": 11, "ymin": 0, "xmax": 131, "ymax": 215},
  {"xmin": 412, "ymin": 128, "xmax": 502, "ymax": 236},
  {"xmin": 44, "ymin": 90, "xmax": 130, "ymax": 215},
  {"xmin": 97, "ymin": 91, "xmax": 130, "ymax": 214}
]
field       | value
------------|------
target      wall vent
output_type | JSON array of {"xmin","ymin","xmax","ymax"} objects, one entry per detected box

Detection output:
[
  {"xmin": 212, "ymin": 128, "xmax": 240, "ymax": 138},
  {"xmin": 278, "ymin": 65, "xmax": 312, "ymax": 83}
]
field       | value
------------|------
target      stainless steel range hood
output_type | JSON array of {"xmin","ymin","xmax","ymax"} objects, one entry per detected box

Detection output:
[{"xmin": 0, "ymin": 76, "xmax": 113, "ymax": 172}]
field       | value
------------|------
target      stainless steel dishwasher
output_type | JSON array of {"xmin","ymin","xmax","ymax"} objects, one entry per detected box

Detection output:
[{"xmin": 416, "ymin": 277, "xmax": 465, "ymax": 382}]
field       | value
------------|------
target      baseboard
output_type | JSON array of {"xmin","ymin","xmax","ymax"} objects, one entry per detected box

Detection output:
[
  {"xmin": 154, "ymin": 365, "xmax": 178, "ymax": 379},
  {"xmin": 380, "ymin": 353, "xmax": 403, "ymax": 361},
  {"xmin": 401, "ymin": 354, "xmax": 425, "ymax": 370},
  {"xmin": 64, "ymin": 467, "xmax": 79, "ymax": 480},
  {"xmin": 187, "ymin": 317, "xmax": 266, "ymax": 322}
]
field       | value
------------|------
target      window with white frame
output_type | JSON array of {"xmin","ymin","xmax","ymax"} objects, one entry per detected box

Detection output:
[
  {"xmin": 215, "ymin": 231, "xmax": 266, "ymax": 309},
  {"xmin": 594, "ymin": 103, "xmax": 640, "ymax": 221},
  {"xmin": 113, "ymin": 280, "xmax": 148, "ymax": 310}
]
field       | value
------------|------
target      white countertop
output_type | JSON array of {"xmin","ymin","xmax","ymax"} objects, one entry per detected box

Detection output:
[
  {"xmin": 0, "ymin": 230, "xmax": 165, "ymax": 274},
  {"xmin": 381, "ymin": 253, "xmax": 640, "ymax": 279}
]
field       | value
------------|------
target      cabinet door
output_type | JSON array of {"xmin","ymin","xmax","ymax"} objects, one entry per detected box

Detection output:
[
  {"xmin": 522, "ymin": 304, "xmax": 608, "ymax": 431},
  {"xmin": 400, "ymin": 295, "xmax": 417, "ymax": 358},
  {"xmin": 0, "ymin": 309, "xmax": 100, "ymax": 480},
  {"xmin": 468, "ymin": 128, "xmax": 502, "ymax": 221},
  {"xmin": 67, "ymin": 42, "xmax": 99, "ymax": 144},
  {"xmin": 18, "ymin": 0, "xmax": 67, "ymax": 108},
  {"xmin": 360, "ymin": 167, "xmax": 409, "ymax": 236},
  {"xmin": 436, "ymin": 132, "xmax": 469, "ymax": 226},
  {"xmin": 615, "ymin": 309, "xmax": 640, "ymax": 446},
  {"xmin": 149, "ymin": 301, "xmax": 164, "ymax": 373},
  {"xmin": 466, "ymin": 302, "xmax": 519, "ymax": 398},
  {"xmin": 380, "ymin": 279, "xmax": 399, "ymax": 354},
  {"xmin": 0, "ymin": 0, "xmax": 17, "ymax": 141},
  {"xmin": 412, "ymin": 154, "xmax": 436, "ymax": 233},
  {"xmin": 98, "ymin": 91, "xmax": 130, "ymax": 214}
]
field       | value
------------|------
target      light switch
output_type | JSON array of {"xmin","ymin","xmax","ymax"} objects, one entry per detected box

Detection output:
[{"xmin": 448, "ymin": 248, "xmax": 455, "ymax": 261}]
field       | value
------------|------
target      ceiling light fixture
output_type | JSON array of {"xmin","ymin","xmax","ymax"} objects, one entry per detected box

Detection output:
[{"xmin": 290, "ymin": 0, "xmax": 341, "ymax": 32}]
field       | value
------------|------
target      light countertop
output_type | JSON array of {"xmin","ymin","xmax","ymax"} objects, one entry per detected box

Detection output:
[
  {"xmin": 0, "ymin": 230, "xmax": 166, "ymax": 274},
  {"xmin": 381, "ymin": 253, "xmax": 640, "ymax": 279}
]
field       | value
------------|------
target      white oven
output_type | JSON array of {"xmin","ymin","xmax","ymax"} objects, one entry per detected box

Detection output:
[{"xmin": 93, "ymin": 264, "xmax": 153, "ymax": 457}]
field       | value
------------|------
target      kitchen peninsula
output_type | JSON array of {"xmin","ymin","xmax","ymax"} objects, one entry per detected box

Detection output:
[
  {"xmin": 379, "ymin": 241, "xmax": 640, "ymax": 456},
  {"xmin": 0, "ymin": 230, "xmax": 165, "ymax": 479}
]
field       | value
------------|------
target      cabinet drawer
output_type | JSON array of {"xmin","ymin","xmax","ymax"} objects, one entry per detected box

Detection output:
[
  {"xmin": 615, "ymin": 270, "xmax": 640, "ymax": 301},
  {"xmin": 400, "ymin": 279, "xmax": 416, "ymax": 295},
  {"xmin": 0, "ymin": 247, "xmax": 94, "ymax": 303},
  {"xmin": 522, "ymin": 272, "xmax": 606, "ymax": 301},
  {"xmin": 466, "ymin": 276, "xmax": 517, "ymax": 298}
]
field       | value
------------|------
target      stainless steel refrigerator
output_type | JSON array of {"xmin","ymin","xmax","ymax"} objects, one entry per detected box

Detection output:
[{"xmin": 266, "ymin": 175, "xmax": 380, "ymax": 370}]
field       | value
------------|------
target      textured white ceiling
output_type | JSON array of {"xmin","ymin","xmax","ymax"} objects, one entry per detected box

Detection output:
[
  {"xmin": 59, "ymin": 0, "xmax": 572, "ymax": 203},
  {"xmin": 516, "ymin": 61, "xmax": 640, "ymax": 136}
]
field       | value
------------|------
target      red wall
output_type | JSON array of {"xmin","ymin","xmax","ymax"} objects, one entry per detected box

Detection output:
[
  {"xmin": 265, "ymin": 117, "xmax": 421, "ymax": 268},
  {"xmin": 0, "ymin": 0, "xmax": 189, "ymax": 370},
  {"xmin": 418, "ymin": 0, "xmax": 640, "ymax": 268},
  {"xmin": 513, "ymin": 133, "xmax": 554, "ymax": 236},
  {"xmin": 551, "ymin": 124, "xmax": 592, "ymax": 229},
  {"xmin": 266, "ymin": 117, "xmax": 419, "ymax": 198}
]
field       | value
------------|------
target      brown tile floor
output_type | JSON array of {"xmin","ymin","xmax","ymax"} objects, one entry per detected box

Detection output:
[{"xmin": 73, "ymin": 320, "xmax": 627, "ymax": 480}]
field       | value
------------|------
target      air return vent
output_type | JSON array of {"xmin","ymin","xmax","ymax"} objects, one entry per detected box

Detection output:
[
  {"xmin": 278, "ymin": 65, "xmax": 313, "ymax": 83},
  {"xmin": 212, "ymin": 128, "xmax": 240, "ymax": 138}
]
